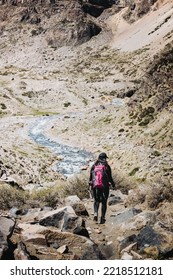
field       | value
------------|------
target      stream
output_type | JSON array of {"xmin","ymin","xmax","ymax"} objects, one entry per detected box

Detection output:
[{"xmin": 29, "ymin": 115, "xmax": 93, "ymax": 177}]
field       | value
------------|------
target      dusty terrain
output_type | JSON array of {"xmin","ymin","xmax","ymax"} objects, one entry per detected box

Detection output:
[
  {"xmin": 1, "ymin": 0, "xmax": 172, "ymax": 184},
  {"xmin": 0, "ymin": 0, "xmax": 173, "ymax": 260}
]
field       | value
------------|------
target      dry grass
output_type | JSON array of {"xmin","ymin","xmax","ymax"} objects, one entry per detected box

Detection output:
[
  {"xmin": 146, "ymin": 178, "xmax": 173, "ymax": 209},
  {"xmin": 0, "ymin": 183, "xmax": 29, "ymax": 210},
  {"xmin": 63, "ymin": 173, "xmax": 90, "ymax": 200},
  {"xmin": 125, "ymin": 177, "xmax": 173, "ymax": 209},
  {"xmin": 0, "ymin": 173, "xmax": 90, "ymax": 210}
]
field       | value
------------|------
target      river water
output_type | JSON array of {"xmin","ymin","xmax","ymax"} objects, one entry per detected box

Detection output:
[{"xmin": 29, "ymin": 115, "xmax": 93, "ymax": 177}]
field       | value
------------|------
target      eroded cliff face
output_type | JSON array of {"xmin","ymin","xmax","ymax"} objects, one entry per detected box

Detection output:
[
  {"xmin": 0, "ymin": 0, "xmax": 103, "ymax": 47},
  {"xmin": 122, "ymin": 0, "xmax": 158, "ymax": 22}
]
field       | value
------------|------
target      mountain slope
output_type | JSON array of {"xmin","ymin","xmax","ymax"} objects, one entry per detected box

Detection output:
[{"xmin": 0, "ymin": 1, "xmax": 173, "ymax": 259}]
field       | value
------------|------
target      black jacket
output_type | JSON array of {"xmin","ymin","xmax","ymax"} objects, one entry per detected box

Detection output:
[{"xmin": 89, "ymin": 159, "xmax": 115, "ymax": 188}]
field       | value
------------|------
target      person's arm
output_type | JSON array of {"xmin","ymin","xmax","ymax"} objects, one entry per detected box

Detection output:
[
  {"xmin": 89, "ymin": 164, "xmax": 94, "ymax": 186},
  {"xmin": 107, "ymin": 164, "xmax": 115, "ymax": 189}
]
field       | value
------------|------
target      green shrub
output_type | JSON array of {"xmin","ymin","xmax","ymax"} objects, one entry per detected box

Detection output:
[
  {"xmin": 137, "ymin": 107, "xmax": 155, "ymax": 126},
  {"xmin": 0, "ymin": 103, "xmax": 7, "ymax": 109},
  {"xmin": 138, "ymin": 115, "xmax": 154, "ymax": 126},
  {"xmin": 64, "ymin": 102, "xmax": 71, "ymax": 107},
  {"xmin": 129, "ymin": 167, "xmax": 140, "ymax": 176},
  {"xmin": 151, "ymin": 150, "xmax": 161, "ymax": 157}
]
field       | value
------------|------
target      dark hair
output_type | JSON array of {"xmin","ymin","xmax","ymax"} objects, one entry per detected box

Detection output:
[{"xmin": 98, "ymin": 152, "xmax": 108, "ymax": 160}]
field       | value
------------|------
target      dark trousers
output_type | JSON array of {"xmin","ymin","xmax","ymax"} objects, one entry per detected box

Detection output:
[{"xmin": 92, "ymin": 187, "xmax": 109, "ymax": 218}]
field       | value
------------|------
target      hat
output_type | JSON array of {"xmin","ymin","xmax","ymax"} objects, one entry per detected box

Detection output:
[{"xmin": 98, "ymin": 152, "xmax": 108, "ymax": 160}]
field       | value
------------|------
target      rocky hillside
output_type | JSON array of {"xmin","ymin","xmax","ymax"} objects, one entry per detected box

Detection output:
[{"xmin": 0, "ymin": 0, "xmax": 173, "ymax": 259}]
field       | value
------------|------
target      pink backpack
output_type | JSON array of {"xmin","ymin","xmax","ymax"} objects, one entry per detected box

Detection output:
[{"xmin": 92, "ymin": 163, "xmax": 107, "ymax": 188}]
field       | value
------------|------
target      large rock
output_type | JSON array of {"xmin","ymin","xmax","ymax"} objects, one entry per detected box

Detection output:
[
  {"xmin": 45, "ymin": 0, "xmax": 102, "ymax": 47},
  {"xmin": 118, "ymin": 210, "xmax": 157, "ymax": 232},
  {"xmin": 14, "ymin": 241, "xmax": 30, "ymax": 260},
  {"xmin": 135, "ymin": 224, "xmax": 173, "ymax": 258},
  {"xmin": 109, "ymin": 208, "xmax": 142, "ymax": 225},
  {"xmin": 0, "ymin": 217, "xmax": 15, "ymax": 259},
  {"xmin": 14, "ymin": 223, "xmax": 104, "ymax": 260},
  {"xmin": 39, "ymin": 206, "xmax": 89, "ymax": 237},
  {"xmin": 81, "ymin": 0, "xmax": 114, "ymax": 17},
  {"xmin": 0, "ymin": 217, "xmax": 15, "ymax": 237},
  {"xmin": 65, "ymin": 195, "xmax": 81, "ymax": 206},
  {"xmin": 108, "ymin": 195, "xmax": 123, "ymax": 206},
  {"xmin": 136, "ymin": 225, "xmax": 161, "ymax": 250},
  {"xmin": 0, "ymin": 230, "xmax": 8, "ymax": 259},
  {"xmin": 65, "ymin": 195, "xmax": 89, "ymax": 216}
]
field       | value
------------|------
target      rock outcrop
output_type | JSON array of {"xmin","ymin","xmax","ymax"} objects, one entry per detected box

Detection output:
[
  {"xmin": 0, "ymin": 216, "xmax": 15, "ymax": 259},
  {"xmin": 0, "ymin": 0, "xmax": 103, "ymax": 47},
  {"xmin": 0, "ymin": 198, "xmax": 104, "ymax": 260}
]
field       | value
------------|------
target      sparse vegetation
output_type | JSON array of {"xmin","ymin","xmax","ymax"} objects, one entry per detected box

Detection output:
[
  {"xmin": 63, "ymin": 174, "xmax": 90, "ymax": 200},
  {"xmin": 0, "ymin": 175, "xmax": 89, "ymax": 210},
  {"xmin": 64, "ymin": 102, "xmax": 71, "ymax": 107},
  {"xmin": 129, "ymin": 167, "xmax": 140, "ymax": 176},
  {"xmin": 148, "ymin": 16, "xmax": 172, "ymax": 35},
  {"xmin": 0, "ymin": 103, "xmax": 6, "ymax": 109},
  {"xmin": 151, "ymin": 150, "xmax": 161, "ymax": 157},
  {"xmin": 146, "ymin": 178, "xmax": 173, "ymax": 209},
  {"xmin": 0, "ymin": 183, "xmax": 29, "ymax": 210}
]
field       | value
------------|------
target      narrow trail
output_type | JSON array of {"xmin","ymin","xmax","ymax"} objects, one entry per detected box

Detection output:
[{"xmin": 84, "ymin": 190, "xmax": 127, "ymax": 259}]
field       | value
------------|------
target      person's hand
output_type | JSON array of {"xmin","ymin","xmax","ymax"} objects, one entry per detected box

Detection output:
[{"xmin": 89, "ymin": 181, "xmax": 93, "ymax": 187}]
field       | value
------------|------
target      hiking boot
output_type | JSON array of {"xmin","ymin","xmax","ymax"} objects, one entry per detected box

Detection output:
[{"xmin": 100, "ymin": 217, "xmax": 106, "ymax": 224}]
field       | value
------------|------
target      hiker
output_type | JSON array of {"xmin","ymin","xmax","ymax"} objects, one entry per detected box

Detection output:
[{"xmin": 89, "ymin": 152, "xmax": 115, "ymax": 224}]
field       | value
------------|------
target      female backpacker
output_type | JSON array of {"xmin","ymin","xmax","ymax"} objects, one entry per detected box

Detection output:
[{"xmin": 89, "ymin": 152, "xmax": 115, "ymax": 224}]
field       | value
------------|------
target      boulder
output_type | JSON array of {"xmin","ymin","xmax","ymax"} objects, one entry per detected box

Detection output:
[
  {"xmin": 143, "ymin": 246, "xmax": 159, "ymax": 259},
  {"xmin": 118, "ymin": 210, "xmax": 157, "ymax": 232},
  {"xmin": 121, "ymin": 252, "xmax": 133, "ymax": 260},
  {"xmin": 72, "ymin": 202, "xmax": 89, "ymax": 216},
  {"xmin": 14, "ymin": 223, "xmax": 104, "ymax": 260},
  {"xmin": 108, "ymin": 195, "xmax": 123, "ymax": 206},
  {"xmin": 57, "ymin": 245, "xmax": 69, "ymax": 254},
  {"xmin": 153, "ymin": 223, "xmax": 173, "ymax": 259},
  {"xmin": 14, "ymin": 241, "xmax": 30, "ymax": 260},
  {"xmin": 0, "ymin": 230, "xmax": 8, "ymax": 259},
  {"xmin": 118, "ymin": 234, "xmax": 137, "ymax": 252},
  {"xmin": 0, "ymin": 217, "xmax": 15, "ymax": 237},
  {"xmin": 65, "ymin": 195, "xmax": 81, "ymax": 206},
  {"xmin": 39, "ymin": 206, "xmax": 89, "ymax": 237},
  {"xmin": 136, "ymin": 225, "xmax": 161, "ymax": 250},
  {"xmin": 110, "ymin": 208, "xmax": 142, "ymax": 225},
  {"xmin": 0, "ymin": 217, "xmax": 15, "ymax": 259}
]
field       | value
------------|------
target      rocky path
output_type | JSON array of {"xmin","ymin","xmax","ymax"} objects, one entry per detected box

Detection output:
[{"xmin": 84, "ymin": 191, "xmax": 126, "ymax": 259}]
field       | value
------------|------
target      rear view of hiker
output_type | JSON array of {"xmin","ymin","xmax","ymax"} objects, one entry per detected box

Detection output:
[{"xmin": 89, "ymin": 152, "xmax": 115, "ymax": 224}]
